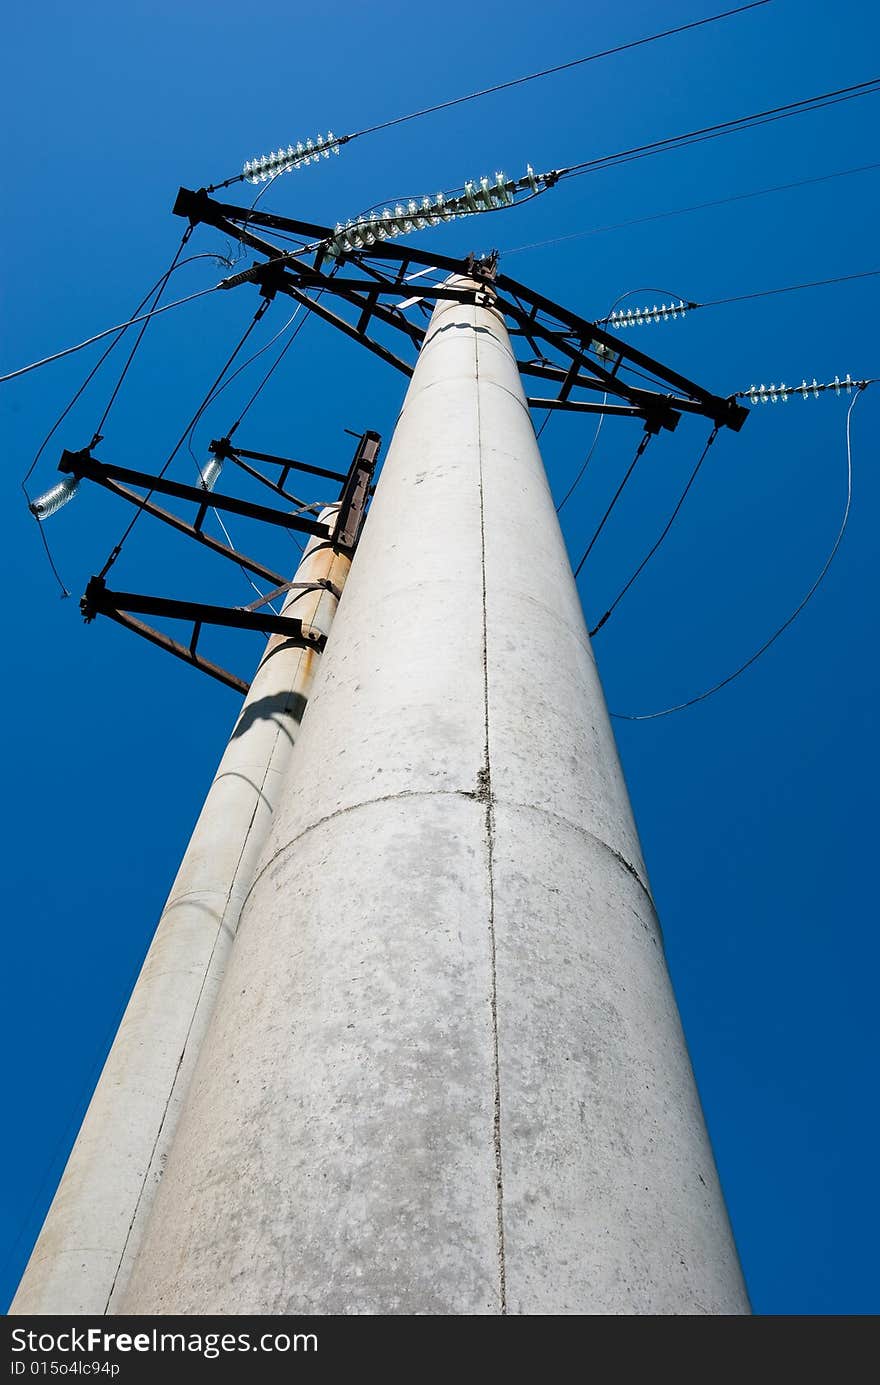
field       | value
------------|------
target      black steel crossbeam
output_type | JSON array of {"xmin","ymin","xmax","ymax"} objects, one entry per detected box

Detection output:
[
  {"xmin": 174, "ymin": 187, "xmax": 333, "ymax": 244},
  {"xmin": 497, "ymin": 296, "xmax": 669, "ymax": 411},
  {"xmin": 270, "ymin": 266, "xmax": 415, "ymax": 378},
  {"xmin": 220, "ymin": 445, "xmax": 350, "ymax": 486},
  {"xmin": 175, "ymin": 189, "xmax": 476, "ymax": 282},
  {"xmin": 173, "ymin": 187, "xmax": 747, "ymax": 432},
  {"xmin": 66, "ymin": 467, "xmax": 288, "ymax": 587},
  {"xmin": 82, "ymin": 577, "xmax": 328, "ymax": 648},
  {"xmin": 61, "ymin": 451, "xmax": 331, "ymax": 538},
  {"xmin": 223, "ymin": 453, "xmax": 312, "ymax": 507},
  {"xmin": 518, "ymin": 359, "xmax": 615, "ymax": 396},
  {"xmin": 518, "ymin": 358, "xmax": 719, "ymax": 423},
  {"xmin": 92, "ymin": 605, "xmax": 251, "ymax": 695},
  {"xmin": 496, "ymin": 270, "xmax": 746, "ymax": 430},
  {"xmin": 527, "ymin": 397, "xmax": 675, "ymax": 425}
]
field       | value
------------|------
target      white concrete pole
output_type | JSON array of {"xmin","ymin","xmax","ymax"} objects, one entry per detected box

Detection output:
[
  {"xmin": 118, "ymin": 280, "xmax": 747, "ymax": 1314},
  {"xmin": 11, "ymin": 516, "xmax": 351, "ymax": 1315}
]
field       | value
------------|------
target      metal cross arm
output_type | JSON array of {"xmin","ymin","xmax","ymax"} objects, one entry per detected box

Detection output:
[
  {"xmin": 494, "ymin": 272, "xmax": 748, "ymax": 432},
  {"xmin": 80, "ymin": 576, "xmax": 328, "ymax": 695},
  {"xmin": 57, "ymin": 449, "xmax": 290, "ymax": 588},
  {"xmin": 174, "ymin": 187, "xmax": 746, "ymax": 433},
  {"xmin": 60, "ymin": 448, "xmax": 332, "ymax": 540},
  {"xmin": 81, "ymin": 578, "xmax": 327, "ymax": 646}
]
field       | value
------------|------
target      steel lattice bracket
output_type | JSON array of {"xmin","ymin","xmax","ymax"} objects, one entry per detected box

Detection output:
[
  {"xmin": 173, "ymin": 187, "xmax": 747, "ymax": 434},
  {"xmin": 71, "ymin": 430, "xmax": 382, "ymax": 692}
]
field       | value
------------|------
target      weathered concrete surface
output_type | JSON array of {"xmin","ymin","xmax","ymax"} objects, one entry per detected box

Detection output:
[
  {"xmin": 11, "ymin": 520, "xmax": 350, "ymax": 1315},
  {"xmin": 120, "ymin": 283, "xmax": 749, "ymax": 1314}
]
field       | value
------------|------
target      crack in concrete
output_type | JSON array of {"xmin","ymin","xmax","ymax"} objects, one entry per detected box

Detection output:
[{"xmin": 475, "ymin": 305, "xmax": 508, "ymax": 1317}]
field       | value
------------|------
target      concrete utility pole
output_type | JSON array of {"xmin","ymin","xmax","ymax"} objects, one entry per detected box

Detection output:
[
  {"xmin": 12, "ymin": 517, "xmax": 351, "ymax": 1315},
  {"xmin": 103, "ymin": 280, "xmax": 749, "ymax": 1315}
]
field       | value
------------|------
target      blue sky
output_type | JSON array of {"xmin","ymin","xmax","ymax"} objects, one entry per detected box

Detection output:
[{"xmin": 1, "ymin": 0, "xmax": 878, "ymax": 1315}]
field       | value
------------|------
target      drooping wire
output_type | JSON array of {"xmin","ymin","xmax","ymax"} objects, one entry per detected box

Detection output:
[
  {"xmin": 1, "ymin": 284, "xmax": 222, "ymax": 386},
  {"xmin": 590, "ymin": 426, "xmax": 719, "ymax": 637},
  {"xmin": 20, "ymin": 246, "xmax": 233, "ymax": 597},
  {"xmin": 555, "ymin": 409, "xmax": 606, "ymax": 514},
  {"xmin": 98, "ymin": 302, "xmax": 271, "ymax": 579},
  {"xmin": 187, "ymin": 301, "xmax": 316, "ymax": 601},
  {"xmin": 610, "ymin": 388, "xmax": 867, "ymax": 721},
  {"xmin": 184, "ymin": 304, "xmax": 306, "ymax": 464},
  {"xmin": 572, "ymin": 431, "xmax": 654, "ymax": 580},
  {"xmin": 227, "ymin": 301, "xmax": 314, "ymax": 437},
  {"xmin": 91, "ymin": 229, "xmax": 197, "ymax": 443},
  {"xmin": 559, "ymin": 78, "xmax": 880, "ymax": 184},
  {"xmin": 500, "ymin": 162, "xmax": 880, "ymax": 257},
  {"xmin": 20, "ymin": 251, "xmax": 231, "ymax": 496}
]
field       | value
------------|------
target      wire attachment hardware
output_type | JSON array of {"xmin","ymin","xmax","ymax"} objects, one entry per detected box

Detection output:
[
  {"xmin": 29, "ymin": 475, "xmax": 80, "ymax": 521},
  {"xmin": 607, "ymin": 300, "xmax": 694, "ymax": 329},
  {"xmin": 742, "ymin": 374, "xmax": 865, "ymax": 404},
  {"xmin": 324, "ymin": 165, "xmax": 558, "ymax": 259},
  {"xmin": 243, "ymin": 133, "xmax": 342, "ymax": 183}
]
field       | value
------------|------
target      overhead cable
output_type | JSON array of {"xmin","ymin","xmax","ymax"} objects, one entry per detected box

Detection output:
[
  {"xmin": 22, "ymin": 246, "xmax": 232, "ymax": 597},
  {"xmin": 500, "ymin": 161, "xmax": 880, "ymax": 257},
  {"xmin": 572, "ymin": 431, "xmax": 654, "ymax": 580},
  {"xmin": 609, "ymin": 386, "xmax": 870, "ymax": 721},
  {"xmin": 98, "ymin": 303, "xmax": 271, "ymax": 578},
  {"xmin": 559, "ymin": 78, "xmax": 880, "ymax": 182},
  {"xmin": 1, "ymin": 284, "xmax": 221, "ymax": 386},
  {"xmin": 604, "ymin": 269, "xmax": 880, "ymax": 330},
  {"xmin": 352, "ymin": 3, "xmax": 771, "ymax": 141},
  {"xmin": 553, "ymin": 288, "xmax": 673, "ymax": 516},
  {"xmin": 590, "ymin": 427, "xmax": 719, "ymax": 637},
  {"xmin": 209, "ymin": 3, "xmax": 772, "ymax": 190}
]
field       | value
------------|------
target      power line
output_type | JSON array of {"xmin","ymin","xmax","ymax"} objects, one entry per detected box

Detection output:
[
  {"xmin": 21, "ymin": 253, "xmax": 229, "ymax": 496},
  {"xmin": 228, "ymin": 302, "xmax": 315, "ymax": 436},
  {"xmin": 351, "ymin": 3, "xmax": 772, "ymax": 139},
  {"xmin": 702, "ymin": 268, "xmax": 880, "ymax": 310},
  {"xmin": 600, "ymin": 268, "xmax": 880, "ymax": 330},
  {"xmin": 185, "ymin": 304, "xmax": 307, "ymax": 463},
  {"xmin": 98, "ymin": 303, "xmax": 271, "ymax": 578},
  {"xmin": 609, "ymin": 386, "xmax": 869, "ymax": 722},
  {"xmin": 212, "ymin": 3, "xmax": 773, "ymax": 190},
  {"xmin": 560, "ymin": 78, "xmax": 880, "ymax": 182},
  {"xmin": 552, "ymin": 289, "xmax": 666, "ymax": 516},
  {"xmin": 555, "ymin": 411, "xmax": 606, "ymax": 516},
  {"xmin": 0, "ymin": 283, "xmax": 222, "ymax": 386},
  {"xmin": 500, "ymin": 161, "xmax": 880, "ymax": 257},
  {"xmin": 21, "ymin": 248, "xmax": 231, "ymax": 599},
  {"xmin": 572, "ymin": 431, "xmax": 654, "ymax": 580},
  {"xmin": 91, "ymin": 230, "xmax": 195, "ymax": 442},
  {"xmin": 590, "ymin": 426, "xmax": 719, "ymax": 637}
]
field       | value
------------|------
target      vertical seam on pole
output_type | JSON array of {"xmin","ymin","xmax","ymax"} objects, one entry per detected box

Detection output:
[{"xmin": 474, "ymin": 302, "xmax": 508, "ymax": 1315}]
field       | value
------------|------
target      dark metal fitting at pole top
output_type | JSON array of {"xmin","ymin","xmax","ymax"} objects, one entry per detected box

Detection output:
[
  {"xmin": 58, "ymin": 446, "xmax": 90, "ymax": 476},
  {"xmin": 80, "ymin": 574, "xmax": 105, "ymax": 624},
  {"xmin": 465, "ymin": 251, "xmax": 499, "ymax": 283}
]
